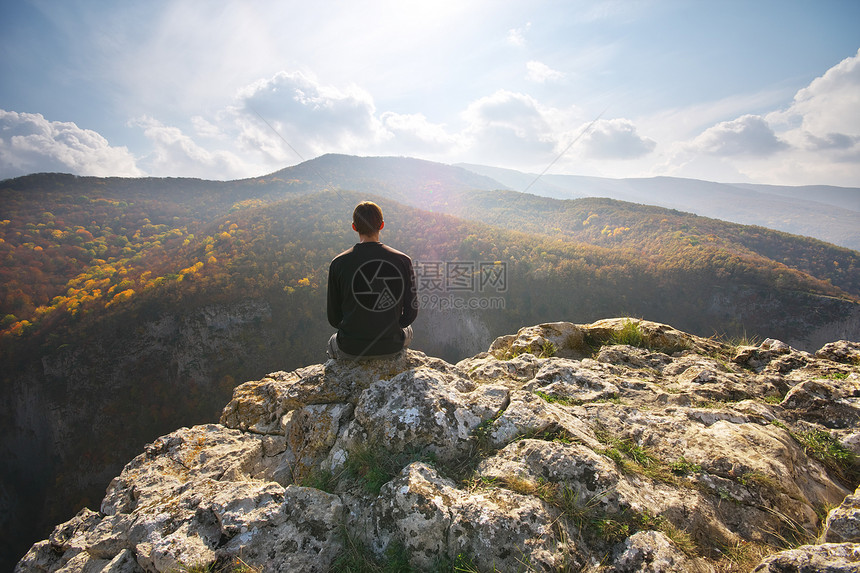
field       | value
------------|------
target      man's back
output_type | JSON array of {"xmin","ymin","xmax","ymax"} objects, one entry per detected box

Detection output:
[{"xmin": 327, "ymin": 241, "xmax": 417, "ymax": 357}]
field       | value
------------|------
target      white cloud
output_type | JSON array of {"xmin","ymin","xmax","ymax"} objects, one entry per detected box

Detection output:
[
  {"xmin": 640, "ymin": 87, "xmax": 793, "ymax": 144},
  {"xmin": 689, "ymin": 114, "xmax": 788, "ymax": 157},
  {"xmin": 460, "ymin": 90, "xmax": 560, "ymax": 164},
  {"xmin": 782, "ymin": 48, "xmax": 860, "ymax": 137},
  {"xmin": 655, "ymin": 114, "xmax": 790, "ymax": 183},
  {"xmin": 506, "ymin": 23, "xmax": 531, "ymax": 47},
  {"xmin": 131, "ymin": 116, "xmax": 251, "ymax": 179},
  {"xmin": 0, "ymin": 110, "xmax": 141, "ymax": 179},
  {"xmin": 650, "ymin": 51, "xmax": 860, "ymax": 185},
  {"xmin": 8, "ymin": 42, "xmax": 859, "ymax": 187},
  {"xmin": 191, "ymin": 116, "xmax": 225, "ymax": 140},
  {"xmin": 766, "ymin": 48, "xmax": 860, "ymax": 167},
  {"xmin": 526, "ymin": 61, "xmax": 565, "ymax": 83},
  {"xmin": 463, "ymin": 91, "xmax": 548, "ymax": 131},
  {"xmin": 380, "ymin": 112, "xmax": 461, "ymax": 154},
  {"xmin": 580, "ymin": 118, "xmax": 656, "ymax": 159},
  {"xmin": 804, "ymin": 132, "xmax": 860, "ymax": 151},
  {"xmin": 234, "ymin": 71, "xmax": 390, "ymax": 160}
]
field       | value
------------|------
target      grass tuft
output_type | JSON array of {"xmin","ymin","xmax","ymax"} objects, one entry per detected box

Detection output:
[
  {"xmin": 330, "ymin": 527, "xmax": 414, "ymax": 573},
  {"xmin": 535, "ymin": 390, "xmax": 581, "ymax": 407},
  {"xmin": 343, "ymin": 442, "xmax": 436, "ymax": 495},
  {"xmin": 792, "ymin": 429, "xmax": 860, "ymax": 487},
  {"xmin": 173, "ymin": 557, "xmax": 262, "ymax": 573},
  {"xmin": 495, "ymin": 339, "xmax": 557, "ymax": 360},
  {"xmin": 609, "ymin": 320, "xmax": 646, "ymax": 348},
  {"xmin": 669, "ymin": 457, "xmax": 702, "ymax": 476},
  {"xmin": 300, "ymin": 468, "xmax": 338, "ymax": 493}
]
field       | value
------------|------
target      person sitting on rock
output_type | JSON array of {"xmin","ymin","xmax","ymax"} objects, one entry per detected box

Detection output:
[{"xmin": 326, "ymin": 201, "xmax": 418, "ymax": 360}]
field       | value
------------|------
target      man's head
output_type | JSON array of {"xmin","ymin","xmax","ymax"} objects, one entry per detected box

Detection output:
[{"xmin": 352, "ymin": 201, "xmax": 384, "ymax": 236}]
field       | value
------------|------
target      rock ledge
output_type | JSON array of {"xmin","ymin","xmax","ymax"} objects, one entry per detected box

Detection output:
[{"xmin": 17, "ymin": 319, "xmax": 860, "ymax": 572}]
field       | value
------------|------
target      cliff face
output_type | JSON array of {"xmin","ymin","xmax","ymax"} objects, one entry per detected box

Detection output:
[
  {"xmin": 1, "ymin": 299, "xmax": 277, "ymax": 567},
  {"xmin": 17, "ymin": 318, "xmax": 860, "ymax": 572}
]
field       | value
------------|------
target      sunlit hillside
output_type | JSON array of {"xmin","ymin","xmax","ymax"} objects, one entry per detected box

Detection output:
[{"xmin": 2, "ymin": 157, "xmax": 859, "ymax": 353}]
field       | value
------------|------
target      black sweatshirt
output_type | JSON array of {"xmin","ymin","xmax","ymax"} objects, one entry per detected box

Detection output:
[{"xmin": 327, "ymin": 242, "xmax": 418, "ymax": 356}]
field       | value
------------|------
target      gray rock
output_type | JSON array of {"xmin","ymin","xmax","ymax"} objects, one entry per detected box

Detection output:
[
  {"xmin": 752, "ymin": 542, "xmax": 860, "ymax": 572},
  {"xmin": 489, "ymin": 321, "xmax": 592, "ymax": 359},
  {"xmin": 478, "ymin": 439, "xmax": 626, "ymax": 513},
  {"xmin": 824, "ymin": 486, "xmax": 860, "ymax": 543},
  {"xmin": 609, "ymin": 530, "xmax": 714, "ymax": 573},
  {"xmin": 372, "ymin": 463, "xmax": 460, "ymax": 570},
  {"xmin": 817, "ymin": 340, "xmax": 860, "ymax": 365},
  {"xmin": 781, "ymin": 374, "xmax": 860, "ymax": 429},
  {"xmin": 353, "ymin": 366, "xmax": 508, "ymax": 464},
  {"xmin": 16, "ymin": 318, "xmax": 860, "ymax": 573},
  {"xmin": 447, "ymin": 486, "xmax": 575, "ymax": 572},
  {"xmin": 525, "ymin": 358, "xmax": 621, "ymax": 403}
]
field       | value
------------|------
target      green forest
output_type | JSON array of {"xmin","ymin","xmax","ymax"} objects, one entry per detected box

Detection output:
[{"xmin": 2, "ymin": 161, "xmax": 857, "ymax": 353}]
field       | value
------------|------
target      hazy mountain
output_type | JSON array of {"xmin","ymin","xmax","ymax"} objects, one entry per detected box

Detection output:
[
  {"xmin": 733, "ymin": 182, "xmax": 860, "ymax": 211},
  {"xmin": 266, "ymin": 154, "xmax": 504, "ymax": 202},
  {"xmin": 456, "ymin": 163, "xmax": 860, "ymax": 251}
]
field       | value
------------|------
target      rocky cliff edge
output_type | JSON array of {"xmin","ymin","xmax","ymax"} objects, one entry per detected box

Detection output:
[{"xmin": 16, "ymin": 318, "xmax": 860, "ymax": 572}]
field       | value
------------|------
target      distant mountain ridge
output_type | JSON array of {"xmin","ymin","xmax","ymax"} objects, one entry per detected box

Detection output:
[
  {"xmin": 456, "ymin": 162, "xmax": 860, "ymax": 251},
  {"xmin": 262, "ymin": 154, "xmax": 860, "ymax": 300},
  {"xmin": 263, "ymin": 153, "xmax": 504, "ymax": 203}
]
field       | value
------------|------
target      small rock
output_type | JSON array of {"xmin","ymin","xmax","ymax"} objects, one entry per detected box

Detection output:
[
  {"xmin": 823, "ymin": 486, "xmax": 860, "ymax": 543},
  {"xmin": 609, "ymin": 530, "xmax": 714, "ymax": 573},
  {"xmin": 752, "ymin": 542, "xmax": 860, "ymax": 572}
]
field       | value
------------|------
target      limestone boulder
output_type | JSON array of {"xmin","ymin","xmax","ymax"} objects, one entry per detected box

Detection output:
[
  {"xmin": 489, "ymin": 321, "xmax": 592, "ymax": 359},
  {"xmin": 446, "ymin": 485, "xmax": 576, "ymax": 572},
  {"xmin": 609, "ymin": 530, "xmax": 714, "ymax": 573},
  {"xmin": 456, "ymin": 351, "xmax": 543, "ymax": 388},
  {"xmin": 477, "ymin": 439, "xmax": 630, "ymax": 514},
  {"xmin": 595, "ymin": 344, "xmax": 674, "ymax": 372},
  {"xmin": 817, "ymin": 340, "xmax": 860, "ymax": 365},
  {"xmin": 524, "ymin": 358, "xmax": 621, "ymax": 403},
  {"xmin": 220, "ymin": 350, "xmax": 458, "ymax": 433},
  {"xmin": 587, "ymin": 318, "xmax": 721, "ymax": 355},
  {"xmin": 273, "ymin": 402, "xmax": 353, "ymax": 485},
  {"xmin": 751, "ymin": 543, "xmax": 860, "ymax": 572},
  {"xmin": 733, "ymin": 338, "xmax": 814, "ymax": 374},
  {"xmin": 781, "ymin": 373, "xmax": 860, "ymax": 430},
  {"xmin": 486, "ymin": 389, "xmax": 602, "ymax": 450},
  {"xmin": 371, "ymin": 463, "xmax": 460, "ymax": 571},
  {"xmin": 18, "ymin": 425, "xmax": 342, "ymax": 573},
  {"xmin": 353, "ymin": 367, "xmax": 509, "ymax": 464},
  {"xmin": 823, "ymin": 486, "xmax": 860, "ymax": 544}
]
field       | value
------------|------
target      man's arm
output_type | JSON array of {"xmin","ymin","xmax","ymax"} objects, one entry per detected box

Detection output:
[
  {"xmin": 399, "ymin": 258, "xmax": 418, "ymax": 328},
  {"xmin": 327, "ymin": 262, "xmax": 342, "ymax": 328}
]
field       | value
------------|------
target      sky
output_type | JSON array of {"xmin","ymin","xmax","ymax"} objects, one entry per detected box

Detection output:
[{"xmin": 1, "ymin": 0, "xmax": 859, "ymax": 186}]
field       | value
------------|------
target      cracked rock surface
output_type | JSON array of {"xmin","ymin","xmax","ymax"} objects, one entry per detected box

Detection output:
[{"xmin": 17, "ymin": 318, "xmax": 860, "ymax": 572}]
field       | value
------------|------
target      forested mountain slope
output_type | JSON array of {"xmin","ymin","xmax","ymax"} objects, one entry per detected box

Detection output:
[
  {"xmin": 7, "ymin": 154, "xmax": 856, "ymax": 341},
  {"xmin": 414, "ymin": 189, "xmax": 860, "ymax": 299}
]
